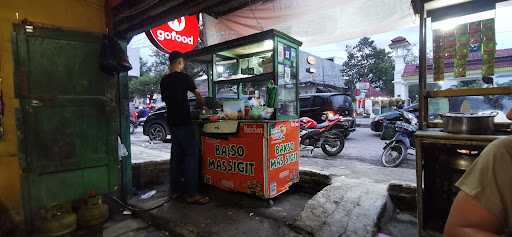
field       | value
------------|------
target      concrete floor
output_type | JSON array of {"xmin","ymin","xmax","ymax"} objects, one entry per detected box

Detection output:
[
  {"xmin": 72, "ymin": 214, "xmax": 167, "ymax": 237},
  {"xmin": 126, "ymin": 126, "xmax": 417, "ymax": 237},
  {"xmin": 129, "ymin": 184, "xmax": 313, "ymax": 237}
]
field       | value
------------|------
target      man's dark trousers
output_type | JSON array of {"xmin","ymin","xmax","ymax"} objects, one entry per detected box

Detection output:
[{"xmin": 169, "ymin": 125, "xmax": 200, "ymax": 196}]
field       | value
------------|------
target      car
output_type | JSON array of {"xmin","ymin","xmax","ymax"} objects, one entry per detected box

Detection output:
[
  {"xmin": 142, "ymin": 99, "xmax": 200, "ymax": 141},
  {"xmin": 142, "ymin": 106, "xmax": 169, "ymax": 141},
  {"xmin": 299, "ymin": 93, "xmax": 356, "ymax": 136},
  {"xmin": 370, "ymin": 104, "xmax": 419, "ymax": 133}
]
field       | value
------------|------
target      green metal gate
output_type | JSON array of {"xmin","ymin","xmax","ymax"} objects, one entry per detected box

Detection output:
[{"xmin": 12, "ymin": 24, "xmax": 120, "ymax": 223}]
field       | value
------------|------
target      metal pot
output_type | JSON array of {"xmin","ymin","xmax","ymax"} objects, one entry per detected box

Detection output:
[{"xmin": 441, "ymin": 112, "xmax": 498, "ymax": 135}]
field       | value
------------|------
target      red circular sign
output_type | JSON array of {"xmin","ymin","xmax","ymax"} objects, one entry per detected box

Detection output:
[{"xmin": 146, "ymin": 15, "xmax": 199, "ymax": 53}]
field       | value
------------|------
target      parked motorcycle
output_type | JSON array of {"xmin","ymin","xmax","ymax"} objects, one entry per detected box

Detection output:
[
  {"xmin": 130, "ymin": 111, "xmax": 138, "ymax": 134},
  {"xmin": 299, "ymin": 111, "xmax": 348, "ymax": 156},
  {"xmin": 380, "ymin": 110, "xmax": 418, "ymax": 167}
]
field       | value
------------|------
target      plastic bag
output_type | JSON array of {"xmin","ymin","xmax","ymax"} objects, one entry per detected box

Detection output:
[{"xmin": 118, "ymin": 137, "xmax": 128, "ymax": 158}]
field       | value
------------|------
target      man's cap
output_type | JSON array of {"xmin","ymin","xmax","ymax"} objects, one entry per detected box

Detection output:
[{"xmin": 168, "ymin": 51, "xmax": 184, "ymax": 63}]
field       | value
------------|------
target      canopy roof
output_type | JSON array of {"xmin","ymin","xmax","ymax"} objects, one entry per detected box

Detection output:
[
  {"xmin": 110, "ymin": 0, "xmax": 269, "ymax": 38},
  {"xmin": 203, "ymin": 0, "xmax": 417, "ymax": 48}
]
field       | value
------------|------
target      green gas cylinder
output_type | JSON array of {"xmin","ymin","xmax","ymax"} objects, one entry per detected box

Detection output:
[
  {"xmin": 77, "ymin": 193, "xmax": 109, "ymax": 227},
  {"xmin": 34, "ymin": 203, "xmax": 77, "ymax": 237}
]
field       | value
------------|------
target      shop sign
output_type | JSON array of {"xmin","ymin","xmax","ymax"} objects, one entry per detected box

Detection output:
[
  {"xmin": 214, "ymin": 144, "xmax": 245, "ymax": 158},
  {"xmin": 271, "ymin": 142, "xmax": 297, "ymax": 170},
  {"xmin": 146, "ymin": 15, "xmax": 199, "ymax": 53},
  {"xmin": 243, "ymin": 124, "xmax": 263, "ymax": 134}
]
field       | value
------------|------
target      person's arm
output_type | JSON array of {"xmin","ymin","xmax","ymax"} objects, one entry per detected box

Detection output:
[
  {"xmin": 193, "ymin": 90, "xmax": 205, "ymax": 107},
  {"xmin": 444, "ymin": 137, "xmax": 512, "ymax": 237},
  {"xmin": 186, "ymin": 75, "xmax": 204, "ymax": 107},
  {"xmin": 444, "ymin": 191, "xmax": 505, "ymax": 237}
]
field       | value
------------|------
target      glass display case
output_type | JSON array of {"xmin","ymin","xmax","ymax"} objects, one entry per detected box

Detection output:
[
  {"xmin": 414, "ymin": 2, "xmax": 512, "ymax": 236},
  {"xmin": 421, "ymin": 1, "xmax": 512, "ymax": 127},
  {"xmin": 185, "ymin": 30, "xmax": 302, "ymax": 120}
]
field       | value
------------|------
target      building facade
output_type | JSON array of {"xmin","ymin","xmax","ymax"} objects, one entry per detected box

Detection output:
[{"xmin": 298, "ymin": 51, "xmax": 346, "ymax": 94}]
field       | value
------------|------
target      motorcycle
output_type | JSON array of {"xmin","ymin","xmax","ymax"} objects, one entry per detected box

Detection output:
[
  {"xmin": 299, "ymin": 111, "xmax": 348, "ymax": 156},
  {"xmin": 380, "ymin": 110, "xmax": 418, "ymax": 167},
  {"xmin": 130, "ymin": 111, "xmax": 138, "ymax": 134}
]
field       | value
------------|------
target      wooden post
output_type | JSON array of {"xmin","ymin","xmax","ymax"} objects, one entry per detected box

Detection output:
[{"xmin": 418, "ymin": 4, "xmax": 428, "ymax": 130}]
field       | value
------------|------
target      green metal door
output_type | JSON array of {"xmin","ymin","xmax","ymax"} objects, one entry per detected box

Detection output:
[{"xmin": 13, "ymin": 24, "xmax": 119, "ymax": 221}]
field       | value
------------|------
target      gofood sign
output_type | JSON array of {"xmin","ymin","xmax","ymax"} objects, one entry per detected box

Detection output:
[{"xmin": 146, "ymin": 15, "xmax": 199, "ymax": 53}]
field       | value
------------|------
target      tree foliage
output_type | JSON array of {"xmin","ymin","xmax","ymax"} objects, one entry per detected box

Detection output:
[
  {"xmin": 128, "ymin": 74, "xmax": 160, "ymax": 99},
  {"xmin": 148, "ymin": 49, "xmax": 169, "ymax": 78},
  {"xmin": 128, "ymin": 49, "xmax": 169, "ymax": 99},
  {"xmin": 342, "ymin": 37, "xmax": 395, "ymax": 96},
  {"xmin": 128, "ymin": 47, "xmax": 208, "ymax": 99}
]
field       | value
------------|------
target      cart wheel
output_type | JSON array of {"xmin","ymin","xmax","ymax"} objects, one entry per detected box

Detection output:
[{"xmin": 267, "ymin": 199, "xmax": 274, "ymax": 207}]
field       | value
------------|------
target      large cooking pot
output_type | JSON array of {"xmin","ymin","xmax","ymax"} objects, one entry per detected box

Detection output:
[{"xmin": 441, "ymin": 112, "xmax": 498, "ymax": 135}]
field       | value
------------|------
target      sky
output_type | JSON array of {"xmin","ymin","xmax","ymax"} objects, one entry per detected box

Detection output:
[
  {"xmin": 302, "ymin": 26, "xmax": 421, "ymax": 62},
  {"xmin": 128, "ymin": 2, "xmax": 512, "ymax": 65}
]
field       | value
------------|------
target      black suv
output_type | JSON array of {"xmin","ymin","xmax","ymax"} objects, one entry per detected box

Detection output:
[
  {"xmin": 299, "ymin": 93, "xmax": 356, "ymax": 133},
  {"xmin": 142, "ymin": 99, "xmax": 200, "ymax": 141}
]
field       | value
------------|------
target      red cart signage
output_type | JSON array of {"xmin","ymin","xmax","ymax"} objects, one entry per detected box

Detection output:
[
  {"xmin": 202, "ymin": 121, "xmax": 300, "ymax": 198},
  {"xmin": 146, "ymin": 15, "xmax": 199, "ymax": 53}
]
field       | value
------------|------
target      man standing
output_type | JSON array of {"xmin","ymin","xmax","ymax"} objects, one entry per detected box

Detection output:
[{"xmin": 160, "ymin": 51, "xmax": 209, "ymax": 204}]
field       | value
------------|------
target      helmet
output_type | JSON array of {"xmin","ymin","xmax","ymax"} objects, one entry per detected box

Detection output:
[{"xmin": 299, "ymin": 117, "xmax": 318, "ymax": 129}]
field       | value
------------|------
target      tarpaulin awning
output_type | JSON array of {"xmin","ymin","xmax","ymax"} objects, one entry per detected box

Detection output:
[{"xmin": 204, "ymin": 0, "xmax": 417, "ymax": 48}]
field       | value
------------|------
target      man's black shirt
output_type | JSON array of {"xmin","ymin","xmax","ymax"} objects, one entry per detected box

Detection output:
[{"xmin": 160, "ymin": 72, "xmax": 197, "ymax": 126}]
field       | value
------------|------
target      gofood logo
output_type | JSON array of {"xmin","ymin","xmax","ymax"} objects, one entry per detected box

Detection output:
[
  {"xmin": 147, "ymin": 15, "xmax": 199, "ymax": 53},
  {"xmin": 168, "ymin": 17, "xmax": 186, "ymax": 31}
]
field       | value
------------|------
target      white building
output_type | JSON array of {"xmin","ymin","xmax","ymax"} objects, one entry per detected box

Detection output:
[{"xmin": 389, "ymin": 36, "xmax": 412, "ymax": 101}]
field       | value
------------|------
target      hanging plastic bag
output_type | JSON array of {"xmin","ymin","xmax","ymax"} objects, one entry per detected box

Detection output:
[{"xmin": 118, "ymin": 137, "xmax": 128, "ymax": 158}]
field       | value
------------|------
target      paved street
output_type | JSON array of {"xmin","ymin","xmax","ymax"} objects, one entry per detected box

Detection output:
[
  {"xmin": 130, "ymin": 126, "xmax": 416, "ymax": 170},
  {"xmin": 130, "ymin": 128, "xmax": 170, "ymax": 163}
]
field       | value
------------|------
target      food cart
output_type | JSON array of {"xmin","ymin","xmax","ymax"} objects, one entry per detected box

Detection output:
[
  {"xmin": 412, "ymin": 1, "xmax": 512, "ymax": 236},
  {"xmin": 184, "ymin": 30, "xmax": 302, "ymax": 201}
]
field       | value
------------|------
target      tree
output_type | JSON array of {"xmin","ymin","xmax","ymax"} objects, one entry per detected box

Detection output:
[
  {"xmin": 147, "ymin": 48, "xmax": 206, "ymax": 78},
  {"xmin": 128, "ymin": 74, "xmax": 160, "ymax": 100},
  {"xmin": 342, "ymin": 37, "xmax": 396, "ymax": 96},
  {"xmin": 128, "ymin": 50, "xmax": 165, "ymax": 99},
  {"xmin": 148, "ymin": 49, "xmax": 169, "ymax": 78},
  {"xmin": 128, "ymin": 47, "xmax": 208, "ymax": 99},
  {"xmin": 139, "ymin": 57, "xmax": 151, "ymax": 76}
]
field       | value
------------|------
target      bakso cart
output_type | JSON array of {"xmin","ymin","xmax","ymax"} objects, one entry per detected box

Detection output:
[{"xmin": 184, "ymin": 30, "xmax": 302, "ymax": 199}]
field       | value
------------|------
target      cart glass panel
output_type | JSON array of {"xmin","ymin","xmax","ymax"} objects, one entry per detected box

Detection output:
[
  {"xmin": 215, "ymin": 83, "xmax": 238, "ymax": 100},
  {"xmin": 276, "ymin": 41, "xmax": 299, "ymax": 119},
  {"xmin": 187, "ymin": 55, "xmax": 212, "ymax": 97},
  {"xmin": 239, "ymin": 80, "xmax": 268, "ymax": 107},
  {"xmin": 214, "ymin": 40, "xmax": 274, "ymax": 81}
]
